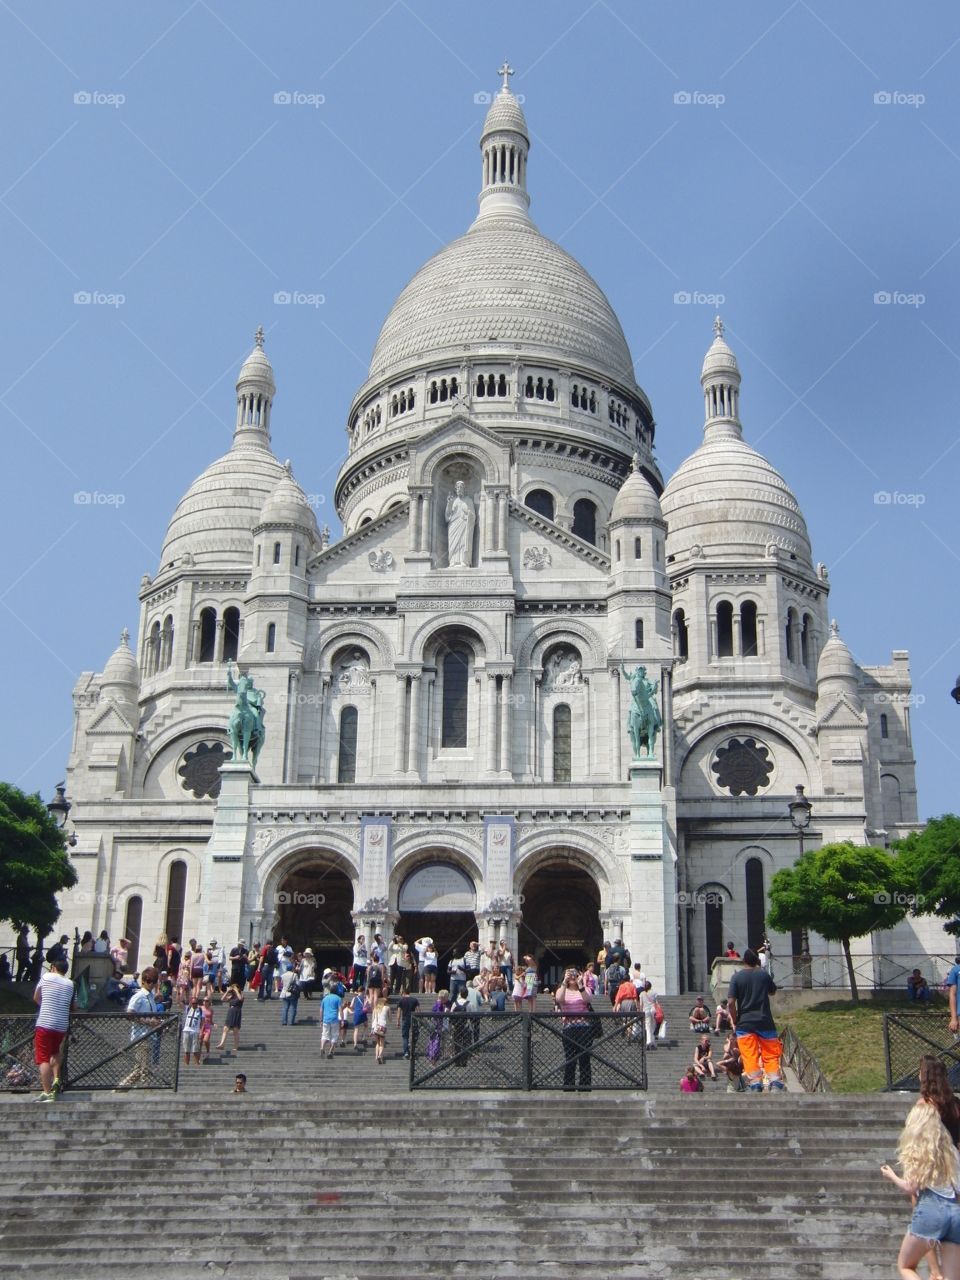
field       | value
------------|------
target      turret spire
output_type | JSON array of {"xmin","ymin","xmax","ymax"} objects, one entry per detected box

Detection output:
[
  {"xmin": 476, "ymin": 61, "xmax": 531, "ymax": 224},
  {"xmin": 234, "ymin": 327, "xmax": 276, "ymax": 446}
]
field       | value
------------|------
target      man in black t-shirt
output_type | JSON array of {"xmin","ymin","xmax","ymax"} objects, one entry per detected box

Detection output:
[
  {"xmin": 396, "ymin": 994, "xmax": 420, "ymax": 1059},
  {"xmin": 727, "ymin": 948, "xmax": 783, "ymax": 1092},
  {"xmin": 229, "ymin": 942, "xmax": 248, "ymax": 990}
]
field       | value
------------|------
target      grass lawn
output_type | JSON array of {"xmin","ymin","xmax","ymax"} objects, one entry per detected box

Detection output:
[{"xmin": 779, "ymin": 994, "xmax": 947, "ymax": 1093}]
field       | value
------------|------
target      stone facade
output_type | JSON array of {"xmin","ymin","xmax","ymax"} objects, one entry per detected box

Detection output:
[{"xmin": 42, "ymin": 78, "xmax": 935, "ymax": 993}]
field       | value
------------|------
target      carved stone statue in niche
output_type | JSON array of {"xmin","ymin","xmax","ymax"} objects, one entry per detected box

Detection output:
[
  {"xmin": 544, "ymin": 648, "xmax": 583, "ymax": 690},
  {"xmin": 445, "ymin": 480, "xmax": 476, "ymax": 568},
  {"xmin": 336, "ymin": 650, "xmax": 370, "ymax": 691}
]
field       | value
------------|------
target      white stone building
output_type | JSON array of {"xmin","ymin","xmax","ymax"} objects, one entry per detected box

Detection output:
[{"xmin": 51, "ymin": 75, "xmax": 930, "ymax": 992}]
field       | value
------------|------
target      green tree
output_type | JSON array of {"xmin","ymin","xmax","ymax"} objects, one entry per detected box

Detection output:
[
  {"xmin": 893, "ymin": 815, "xmax": 960, "ymax": 934},
  {"xmin": 767, "ymin": 842, "xmax": 909, "ymax": 1002},
  {"xmin": 0, "ymin": 782, "xmax": 77, "ymax": 936}
]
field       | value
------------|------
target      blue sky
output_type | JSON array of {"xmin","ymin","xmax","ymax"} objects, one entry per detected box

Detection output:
[{"xmin": 2, "ymin": 2, "xmax": 958, "ymax": 819}]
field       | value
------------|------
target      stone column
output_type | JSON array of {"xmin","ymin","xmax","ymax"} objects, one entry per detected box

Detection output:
[
  {"xmin": 732, "ymin": 612, "xmax": 742, "ymax": 657},
  {"xmin": 420, "ymin": 493, "xmax": 433, "ymax": 557},
  {"xmin": 283, "ymin": 670, "xmax": 299, "ymax": 783},
  {"xmin": 408, "ymin": 495, "xmax": 420, "ymax": 552},
  {"xmin": 500, "ymin": 674, "xmax": 512, "ymax": 775},
  {"xmin": 532, "ymin": 674, "xmax": 542, "ymax": 779},
  {"xmin": 317, "ymin": 676, "xmax": 330, "ymax": 782},
  {"xmin": 758, "ymin": 617, "xmax": 766, "ymax": 656},
  {"xmin": 610, "ymin": 668, "xmax": 621, "ymax": 781},
  {"xmin": 394, "ymin": 675, "xmax": 407, "ymax": 774},
  {"xmin": 408, "ymin": 673, "xmax": 422, "ymax": 779},
  {"xmin": 486, "ymin": 674, "xmax": 499, "ymax": 773},
  {"xmin": 197, "ymin": 761, "xmax": 255, "ymax": 945},
  {"xmin": 215, "ymin": 618, "xmax": 225, "ymax": 663},
  {"xmin": 497, "ymin": 490, "xmax": 508, "ymax": 550}
]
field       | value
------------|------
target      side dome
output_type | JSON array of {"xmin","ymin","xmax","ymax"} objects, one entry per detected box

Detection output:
[
  {"xmin": 610, "ymin": 465, "xmax": 663, "ymax": 524},
  {"xmin": 817, "ymin": 620, "xmax": 860, "ymax": 685},
  {"xmin": 101, "ymin": 628, "xmax": 139, "ymax": 690},
  {"xmin": 367, "ymin": 220, "xmax": 638, "ymax": 390},
  {"xmin": 256, "ymin": 465, "xmax": 320, "ymax": 541}
]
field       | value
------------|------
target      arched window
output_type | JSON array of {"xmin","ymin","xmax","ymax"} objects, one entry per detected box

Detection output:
[
  {"xmin": 785, "ymin": 607, "xmax": 798, "ymax": 663},
  {"xmin": 740, "ymin": 601, "xmax": 758, "ymax": 657},
  {"xmin": 441, "ymin": 647, "xmax": 470, "ymax": 749},
  {"xmin": 801, "ymin": 613, "xmax": 813, "ymax": 668},
  {"xmin": 635, "ymin": 618, "xmax": 644, "ymax": 649},
  {"xmin": 614, "ymin": 539, "xmax": 621, "ymax": 561},
  {"xmin": 123, "ymin": 895, "xmax": 142, "ymax": 971},
  {"xmin": 164, "ymin": 860, "xmax": 187, "ymax": 944},
  {"xmin": 148, "ymin": 619, "xmax": 161, "ymax": 675},
  {"xmin": 337, "ymin": 706, "xmax": 358, "ymax": 783},
  {"xmin": 881, "ymin": 773, "xmax": 903, "ymax": 825},
  {"xmin": 497, "ymin": 373, "xmax": 508, "ymax": 397},
  {"xmin": 295, "ymin": 545, "xmax": 301, "ymax": 567},
  {"xmin": 266, "ymin": 622, "xmax": 276, "ymax": 653},
  {"xmin": 475, "ymin": 375, "xmax": 486, "ymax": 397},
  {"xmin": 880, "ymin": 713, "xmax": 889, "ymax": 739},
  {"xmin": 634, "ymin": 537, "xmax": 642, "ymax": 559},
  {"xmin": 705, "ymin": 894, "xmax": 724, "ymax": 971},
  {"xmin": 572, "ymin": 498, "xmax": 597, "ymax": 545},
  {"xmin": 198, "ymin": 608, "xmax": 217, "ymax": 663},
  {"xmin": 716, "ymin": 601, "xmax": 734, "ymax": 658},
  {"xmin": 745, "ymin": 857, "xmax": 765, "ymax": 948},
  {"xmin": 222, "ymin": 607, "xmax": 240, "ymax": 663},
  {"xmin": 256, "ymin": 544, "xmax": 261, "ymax": 567},
  {"xmin": 273, "ymin": 541, "xmax": 282, "ymax": 565},
  {"xmin": 553, "ymin": 704, "xmax": 571, "ymax": 782},
  {"xmin": 160, "ymin": 615, "xmax": 174, "ymax": 670},
  {"xmin": 673, "ymin": 608, "xmax": 689, "ymax": 660},
  {"xmin": 525, "ymin": 489, "xmax": 555, "ymax": 521}
]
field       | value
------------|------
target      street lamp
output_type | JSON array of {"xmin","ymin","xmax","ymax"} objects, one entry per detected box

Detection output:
[
  {"xmin": 46, "ymin": 782, "xmax": 78, "ymax": 847},
  {"xmin": 951, "ymin": 675, "xmax": 960, "ymax": 705},
  {"xmin": 788, "ymin": 783, "xmax": 813, "ymax": 988}
]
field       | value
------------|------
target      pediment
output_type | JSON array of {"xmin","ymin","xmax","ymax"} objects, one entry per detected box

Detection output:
[
  {"xmin": 510, "ymin": 501, "xmax": 611, "ymax": 574},
  {"xmin": 408, "ymin": 414, "xmax": 512, "ymax": 487},
  {"xmin": 87, "ymin": 701, "xmax": 136, "ymax": 736},
  {"xmin": 817, "ymin": 694, "xmax": 867, "ymax": 730}
]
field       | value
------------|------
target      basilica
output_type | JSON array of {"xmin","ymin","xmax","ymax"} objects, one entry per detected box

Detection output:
[{"xmin": 55, "ymin": 73, "xmax": 927, "ymax": 993}]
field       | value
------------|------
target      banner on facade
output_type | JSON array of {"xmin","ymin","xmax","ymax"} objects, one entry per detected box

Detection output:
[
  {"xmin": 359, "ymin": 815, "xmax": 392, "ymax": 904},
  {"xmin": 483, "ymin": 814, "xmax": 516, "ymax": 909}
]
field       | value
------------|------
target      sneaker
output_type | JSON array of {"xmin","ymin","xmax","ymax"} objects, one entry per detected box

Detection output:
[
  {"xmin": 403, "ymin": 1052, "xmax": 410, "ymax": 1059},
  {"xmin": 50, "ymin": 1077, "xmax": 62, "ymax": 1097},
  {"xmin": 34, "ymin": 1092, "xmax": 52, "ymax": 1103}
]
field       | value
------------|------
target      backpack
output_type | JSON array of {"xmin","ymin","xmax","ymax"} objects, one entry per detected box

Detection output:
[{"xmin": 606, "ymin": 963, "xmax": 626, "ymax": 989}]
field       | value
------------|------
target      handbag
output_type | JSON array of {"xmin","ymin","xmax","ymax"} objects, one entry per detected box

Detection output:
[
  {"xmin": 653, "ymin": 1000, "xmax": 664, "ymax": 1025},
  {"xmin": 250, "ymin": 968, "xmax": 262, "ymax": 991}
]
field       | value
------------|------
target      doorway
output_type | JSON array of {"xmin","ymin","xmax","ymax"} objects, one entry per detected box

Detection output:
[{"xmin": 518, "ymin": 861, "xmax": 602, "ymax": 991}]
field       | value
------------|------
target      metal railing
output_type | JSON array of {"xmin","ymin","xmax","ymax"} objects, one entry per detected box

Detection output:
[
  {"xmin": 780, "ymin": 1026, "xmax": 829, "ymax": 1093},
  {"xmin": 410, "ymin": 1011, "xmax": 647, "ymax": 1091},
  {"xmin": 0, "ymin": 1012, "xmax": 181, "ymax": 1093},
  {"xmin": 883, "ymin": 1013, "xmax": 960, "ymax": 1092},
  {"xmin": 764, "ymin": 953, "xmax": 955, "ymax": 992}
]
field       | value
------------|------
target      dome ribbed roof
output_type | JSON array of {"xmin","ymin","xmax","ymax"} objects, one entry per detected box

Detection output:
[
  {"xmin": 661, "ymin": 434, "xmax": 811, "ymax": 565},
  {"xmin": 482, "ymin": 88, "xmax": 528, "ymax": 138},
  {"xmin": 160, "ymin": 441, "xmax": 287, "ymax": 570},
  {"xmin": 257, "ymin": 467, "xmax": 320, "ymax": 540},
  {"xmin": 101, "ymin": 629, "xmax": 138, "ymax": 687},
  {"xmin": 817, "ymin": 620, "xmax": 860, "ymax": 685},
  {"xmin": 367, "ymin": 219, "xmax": 637, "ymax": 388},
  {"xmin": 610, "ymin": 467, "xmax": 663, "ymax": 523}
]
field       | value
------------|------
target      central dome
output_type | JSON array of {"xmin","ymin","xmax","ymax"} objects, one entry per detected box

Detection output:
[{"xmin": 367, "ymin": 218, "xmax": 637, "ymax": 390}]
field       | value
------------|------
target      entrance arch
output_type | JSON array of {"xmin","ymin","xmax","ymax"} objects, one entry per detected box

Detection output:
[
  {"xmin": 395, "ymin": 861, "xmax": 478, "ymax": 990},
  {"xmin": 274, "ymin": 859, "xmax": 355, "ymax": 976},
  {"xmin": 518, "ymin": 860, "xmax": 602, "ymax": 991}
]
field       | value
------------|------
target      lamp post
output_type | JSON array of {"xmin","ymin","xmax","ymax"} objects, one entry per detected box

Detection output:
[
  {"xmin": 788, "ymin": 783, "xmax": 813, "ymax": 988},
  {"xmin": 951, "ymin": 675, "xmax": 960, "ymax": 705},
  {"xmin": 46, "ymin": 782, "xmax": 78, "ymax": 847}
]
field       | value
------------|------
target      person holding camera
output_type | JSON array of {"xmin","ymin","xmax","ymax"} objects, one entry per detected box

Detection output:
[{"xmin": 555, "ymin": 967, "xmax": 594, "ymax": 1091}]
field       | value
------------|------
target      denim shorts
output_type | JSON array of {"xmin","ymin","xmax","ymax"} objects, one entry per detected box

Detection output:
[{"xmin": 910, "ymin": 1189, "xmax": 960, "ymax": 1244}]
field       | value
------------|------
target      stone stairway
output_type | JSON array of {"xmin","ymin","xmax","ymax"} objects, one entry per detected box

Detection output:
[{"xmin": 0, "ymin": 1088, "xmax": 910, "ymax": 1278}]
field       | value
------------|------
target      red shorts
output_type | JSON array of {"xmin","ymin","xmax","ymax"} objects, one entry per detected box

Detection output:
[{"xmin": 34, "ymin": 1027, "xmax": 66, "ymax": 1065}]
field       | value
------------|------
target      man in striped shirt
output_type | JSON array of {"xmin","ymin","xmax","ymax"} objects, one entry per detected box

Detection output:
[{"xmin": 33, "ymin": 958, "xmax": 75, "ymax": 1102}]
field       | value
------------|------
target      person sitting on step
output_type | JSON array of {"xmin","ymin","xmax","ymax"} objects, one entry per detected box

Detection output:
[
  {"xmin": 693, "ymin": 1034, "xmax": 717, "ymax": 1081},
  {"xmin": 680, "ymin": 1066, "xmax": 703, "ymax": 1093},
  {"xmin": 689, "ymin": 994, "xmax": 711, "ymax": 1033},
  {"xmin": 714, "ymin": 998, "xmax": 734, "ymax": 1035},
  {"xmin": 718, "ymin": 1038, "xmax": 745, "ymax": 1092},
  {"xmin": 907, "ymin": 969, "xmax": 932, "ymax": 1004}
]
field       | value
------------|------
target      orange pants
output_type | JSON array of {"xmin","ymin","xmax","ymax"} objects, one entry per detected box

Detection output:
[{"xmin": 736, "ymin": 1031, "xmax": 782, "ymax": 1088}]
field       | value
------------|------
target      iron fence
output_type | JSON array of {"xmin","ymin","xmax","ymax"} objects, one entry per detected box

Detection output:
[
  {"xmin": 0, "ymin": 1012, "xmax": 181, "ymax": 1093},
  {"xmin": 781, "ymin": 1026, "xmax": 829, "ymax": 1093},
  {"xmin": 410, "ymin": 1011, "xmax": 647, "ymax": 1091},
  {"xmin": 775, "ymin": 953, "xmax": 955, "ymax": 992},
  {"xmin": 883, "ymin": 1013, "xmax": 960, "ymax": 1092}
]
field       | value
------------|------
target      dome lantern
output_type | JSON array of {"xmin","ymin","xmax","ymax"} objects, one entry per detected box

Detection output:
[
  {"xmin": 476, "ymin": 61, "xmax": 531, "ymax": 224},
  {"xmin": 700, "ymin": 315, "xmax": 742, "ymax": 440},
  {"xmin": 235, "ymin": 326, "xmax": 276, "ymax": 444}
]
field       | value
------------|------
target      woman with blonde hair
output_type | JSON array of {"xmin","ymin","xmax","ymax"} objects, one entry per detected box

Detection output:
[{"xmin": 881, "ymin": 1097, "xmax": 960, "ymax": 1280}]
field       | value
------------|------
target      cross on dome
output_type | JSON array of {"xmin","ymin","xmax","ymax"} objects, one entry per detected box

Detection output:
[
  {"xmin": 713, "ymin": 315, "xmax": 724, "ymax": 339},
  {"xmin": 120, "ymin": 627, "xmax": 130, "ymax": 647},
  {"xmin": 498, "ymin": 60, "xmax": 514, "ymax": 91},
  {"xmin": 254, "ymin": 325, "xmax": 265, "ymax": 350}
]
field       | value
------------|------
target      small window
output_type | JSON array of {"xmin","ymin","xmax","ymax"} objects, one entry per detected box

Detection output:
[
  {"xmin": 673, "ymin": 609, "xmax": 689, "ymax": 660},
  {"xmin": 122, "ymin": 895, "xmax": 143, "ymax": 971},
  {"xmin": 442, "ymin": 648, "xmax": 470, "ymax": 749},
  {"xmin": 634, "ymin": 537, "xmax": 642, "ymax": 559},
  {"xmin": 273, "ymin": 542, "xmax": 281, "ymax": 565},
  {"xmin": 337, "ymin": 706, "xmax": 358, "ymax": 783},
  {"xmin": 198, "ymin": 608, "xmax": 217, "ymax": 663},
  {"xmin": 801, "ymin": 614, "xmax": 813, "ymax": 669},
  {"xmin": 716, "ymin": 601, "xmax": 734, "ymax": 658},
  {"xmin": 635, "ymin": 618, "xmax": 644, "ymax": 649},
  {"xmin": 266, "ymin": 623, "xmax": 276, "ymax": 653},
  {"xmin": 164, "ymin": 860, "xmax": 187, "ymax": 943},
  {"xmin": 740, "ymin": 601, "xmax": 758, "ymax": 658},
  {"xmin": 256, "ymin": 545, "xmax": 261, "ymax": 566},
  {"xmin": 553, "ymin": 704, "xmax": 572, "ymax": 782},
  {"xmin": 614, "ymin": 539, "xmax": 621, "ymax": 562},
  {"xmin": 222, "ymin": 607, "xmax": 240, "ymax": 663},
  {"xmin": 525, "ymin": 489, "xmax": 555, "ymax": 521},
  {"xmin": 880, "ymin": 713, "xmax": 889, "ymax": 739},
  {"xmin": 572, "ymin": 498, "xmax": 597, "ymax": 546},
  {"xmin": 785, "ymin": 608, "xmax": 797, "ymax": 663}
]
